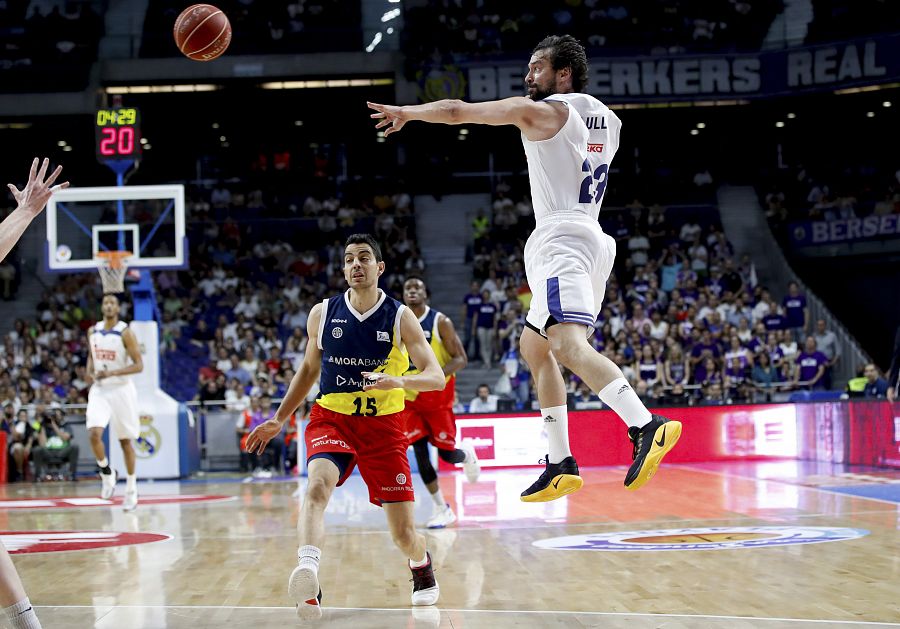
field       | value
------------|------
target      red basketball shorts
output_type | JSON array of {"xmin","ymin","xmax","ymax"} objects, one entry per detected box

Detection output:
[
  {"xmin": 404, "ymin": 378, "xmax": 458, "ymax": 450},
  {"xmin": 305, "ymin": 404, "xmax": 414, "ymax": 506}
]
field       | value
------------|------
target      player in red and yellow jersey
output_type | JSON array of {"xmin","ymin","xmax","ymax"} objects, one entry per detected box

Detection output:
[
  {"xmin": 403, "ymin": 277, "xmax": 479, "ymax": 529},
  {"xmin": 247, "ymin": 235, "xmax": 446, "ymax": 618}
]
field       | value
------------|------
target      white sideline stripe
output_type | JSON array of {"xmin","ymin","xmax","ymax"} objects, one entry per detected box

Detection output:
[{"xmin": 33, "ymin": 605, "xmax": 900, "ymax": 625}]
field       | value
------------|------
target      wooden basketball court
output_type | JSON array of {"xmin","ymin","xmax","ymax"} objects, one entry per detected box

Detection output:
[{"xmin": 3, "ymin": 461, "xmax": 899, "ymax": 628}]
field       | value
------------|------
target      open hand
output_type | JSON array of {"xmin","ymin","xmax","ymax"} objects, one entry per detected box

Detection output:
[
  {"xmin": 8, "ymin": 157, "xmax": 68, "ymax": 216},
  {"xmin": 367, "ymin": 102, "xmax": 408, "ymax": 137},
  {"xmin": 246, "ymin": 418, "xmax": 284, "ymax": 454}
]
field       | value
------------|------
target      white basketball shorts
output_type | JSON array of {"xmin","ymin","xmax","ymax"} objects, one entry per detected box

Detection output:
[
  {"xmin": 86, "ymin": 380, "xmax": 140, "ymax": 440},
  {"xmin": 524, "ymin": 213, "xmax": 616, "ymax": 336}
]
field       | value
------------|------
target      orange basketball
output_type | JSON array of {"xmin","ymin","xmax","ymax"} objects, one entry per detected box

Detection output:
[{"xmin": 174, "ymin": 4, "xmax": 232, "ymax": 62}]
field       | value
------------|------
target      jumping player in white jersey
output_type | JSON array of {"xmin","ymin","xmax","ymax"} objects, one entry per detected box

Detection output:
[
  {"xmin": 86, "ymin": 293, "xmax": 144, "ymax": 511},
  {"xmin": 1, "ymin": 157, "xmax": 68, "ymax": 629},
  {"xmin": 368, "ymin": 35, "xmax": 682, "ymax": 502}
]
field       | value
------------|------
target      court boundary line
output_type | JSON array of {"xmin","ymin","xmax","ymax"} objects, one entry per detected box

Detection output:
[
  {"xmin": 33, "ymin": 604, "xmax": 900, "ymax": 626},
  {"xmin": 675, "ymin": 464, "xmax": 900, "ymax": 507}
]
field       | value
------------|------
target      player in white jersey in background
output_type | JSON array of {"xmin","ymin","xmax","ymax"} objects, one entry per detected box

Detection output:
[
  {"xmin": 86, "ymin": 294, "xmax": 144, "ymax": 511},
  {"xmin": 0, "ymin": 157, "xmax": 68, "ymax": 629},
  {"xmin": 368, "ymin": 35, "xmax": 682, "ymax": 502}
]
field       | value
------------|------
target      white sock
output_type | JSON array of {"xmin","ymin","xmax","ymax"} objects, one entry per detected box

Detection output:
[
  {"xmin": 3, "ymin": 597, "xmax": 41, "ymax": 629},
  {"xmin": 409, "ymin": 552, "xmax": 428, "ymax": 568},
  {"xmin": 298, "ymin": 545, "xmax": 321, "ymax": 574},
  {"xmin": 430, "ymin": 487, "xmax": 446, "ymax": 509},
  {"xmin": 542, "ymin": 405, "xmax": 572, "ymax": 464},
  {"xmin": 96, "ymin": 457, "xmax": 108, "ymax": 468},
  {"xmin": 598, "ymin": 378, "xmax": 652, "ymax": 428},
  {"xmin": 126, "ymin": 474, "xmax": 137, "ymax": 492}
]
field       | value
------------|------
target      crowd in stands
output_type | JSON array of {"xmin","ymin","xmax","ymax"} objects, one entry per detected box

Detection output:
[
  {"xmin": 764, "ymin": 164, "xmax": 900, "ymax": 229},
  {"xmin": 403, "ymin": 0, "xmax": 780, "ymax": 77},
  {"xmin": 460, "ymin": 180, "xmax": 882, "ymax": 411},
  {"xmin": 0, "ymin": 0, "xmax": 104, "ymax": 93},
  {"xmin": 141, "ymin": 0, "xmax": 360, "ymax": 57}
]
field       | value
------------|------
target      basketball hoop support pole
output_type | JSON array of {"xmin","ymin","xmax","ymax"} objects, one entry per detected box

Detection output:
[
  {"xmin": 104, "ymin": 159, "xmax": 156, "ymax": 323},
  {"xmin": 106, "ymin": 160, "xmax": 134, "ymax": 251}
]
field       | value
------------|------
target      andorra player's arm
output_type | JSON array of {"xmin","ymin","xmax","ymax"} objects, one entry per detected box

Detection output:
[
  {"xmin": 437, "ymin": 313, "xmax": 467, "ymax": 377},
  {"xmin": 363, "ymin": 308, "xmax": 445, "ymax": 393},
  {"xmin": 367, "ymin": 97, "xmax": 567, "ymax": 141},
  {"xmin": 247, "ymin": 305, "xmax": 322, "ymax": 455},
  {"xmin": 1, "ymin": 158, "xmax": 68, "ymax": 263}
]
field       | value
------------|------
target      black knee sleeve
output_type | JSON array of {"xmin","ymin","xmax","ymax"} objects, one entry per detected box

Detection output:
[
  {"xmin": 412, "ymin": 438, "xmax": 437, "ymax": 485},
  {"xmin": 438, "ymin": 447, "xmax": 467, "ymax": 464}
]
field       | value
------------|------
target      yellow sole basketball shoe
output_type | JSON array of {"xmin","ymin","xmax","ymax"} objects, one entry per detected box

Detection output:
[
  {"xmin": 520, "ymin": 455, "xmax": 584, "ymax": 502},
  {"xmin": 624, "ymin": 415, "xmax": 682, "ymax": 491}
]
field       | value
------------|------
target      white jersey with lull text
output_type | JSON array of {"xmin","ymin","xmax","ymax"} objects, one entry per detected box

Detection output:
[
  {"xmin": 521, "ymin": 92, "xmax": 622, "ymax": 223},
  {"xmin": 90, "ymin": 321, "xmax": 131, "ymax": 387}
]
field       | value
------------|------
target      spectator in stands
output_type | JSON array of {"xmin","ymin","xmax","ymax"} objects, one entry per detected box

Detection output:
[
  {"xmin": 7, "ymin": 408, "xmax": 33, "ymax": 482},
  {"xmin": 30, "ymin": 407, "xmax": 78, "ymax": 481},
  {"xmin": 473, "ymin": 290, "xmax": 498, "ymax": 369},
  {"xmin": 862, "ymin": 364, "xmax": 889, "ymax": 398},
  {"xmin": 224, "ymin": 355, "xmax": 253, "ymax": 387},
  {"xmin": 663, "ymin": 344, "xmax": 689, "ymax": 386},
  {"xmin": 782, "ymin": 281, "xmax": 809, "ymax": 339},
  {"xmin": 793, "ymin": 337, "xmax": 829, "ymax": 390},
  {"xmin": 461, "ymin": 281, "xmax": 483, "ymax": 356},
  {"xmin": 664, "ymin": 382, "xmax": 691, "ymax": 407},
  {"xmin": 634, "ymin": 345, "xmax": 661, "ymax": 386},
  {"xmin": 468, "ymin": 384, "xmax": 498, "ymax": 413},
  {"xmin": 628, "ymin": 229, "xmax": 650, "ymax": 267},
  {"xmin": 751, "ymin": 351, "xmax": 782, "ymax": 395},
  {"xmin": 889, "ymin": 325, "xmax": 900, "ymax": 402},
  {"xmin": 813, "ymin": 319, "xmax": 840, "ymax": 388},
  {"xmin": 690, "ymin": 329, "xmax": 721, "ymax": 371},
  {"xmin": 224, "ymin": 378, "xmax": 250, "ymax": 411},
  {"xmin": 701, "ymin": 382, "xmax": 726, "ymax": 405}
]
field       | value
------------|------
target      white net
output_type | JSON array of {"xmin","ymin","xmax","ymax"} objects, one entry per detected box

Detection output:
[{"xmin": 96, "ymin": 251, "xmax": 132, "ymax": 293}]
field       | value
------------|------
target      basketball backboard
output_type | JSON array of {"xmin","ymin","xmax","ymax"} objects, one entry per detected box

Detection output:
[{"xmin": 45, "ymin": 184, "xmax": 187, "ymax": 272}]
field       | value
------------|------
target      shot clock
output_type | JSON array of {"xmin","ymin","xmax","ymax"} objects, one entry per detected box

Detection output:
[{"xmin": 94, "ymin": 108, "xmax": 141, "ymax": 162}]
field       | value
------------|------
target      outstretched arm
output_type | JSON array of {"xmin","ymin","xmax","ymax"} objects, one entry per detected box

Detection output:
[
  {"xmin": 1, "ymin": 158, "xmax": 68, "ymax": 263},
  {"xmin": 368, "ymin": 98, "xmax": 567, "ymax": 141}
]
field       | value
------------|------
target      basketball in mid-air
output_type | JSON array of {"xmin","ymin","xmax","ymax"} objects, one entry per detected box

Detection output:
[{"xmin": 174, "ymin": 4, "xmax": 232, "ymax": 61}]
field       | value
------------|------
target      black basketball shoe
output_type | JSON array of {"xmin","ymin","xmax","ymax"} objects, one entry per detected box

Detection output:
[
  {"xmin": 624, "ymin": 414, "xmax": 682, "ymax": 490},
  {"xmin": 520, "ymin": 455, "xmax": 583, "ymax": 502}
]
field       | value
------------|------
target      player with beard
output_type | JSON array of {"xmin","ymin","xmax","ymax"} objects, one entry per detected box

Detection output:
[{"xmin": 368, "ymin": 35, "xmax": 682, "ymax": 502}]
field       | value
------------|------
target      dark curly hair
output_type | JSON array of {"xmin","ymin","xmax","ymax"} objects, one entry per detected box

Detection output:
[{"xmin": 532, "ymin": 34, "xmax": 589, "ymax": 92}]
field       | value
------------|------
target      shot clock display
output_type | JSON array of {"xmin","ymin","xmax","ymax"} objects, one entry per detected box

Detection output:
[{"xmin": 94, "ymin": 108, "xmax": 142, "ymax": 162}]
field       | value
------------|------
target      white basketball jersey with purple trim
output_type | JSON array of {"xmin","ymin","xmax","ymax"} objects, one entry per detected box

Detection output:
[
  {"xmin": 90, "ymin": 321, "xmax": 130, "ymax": 387},
  {"xmin": 521, "ymin": 92, "xmax": 622, "ymax": 223}
]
